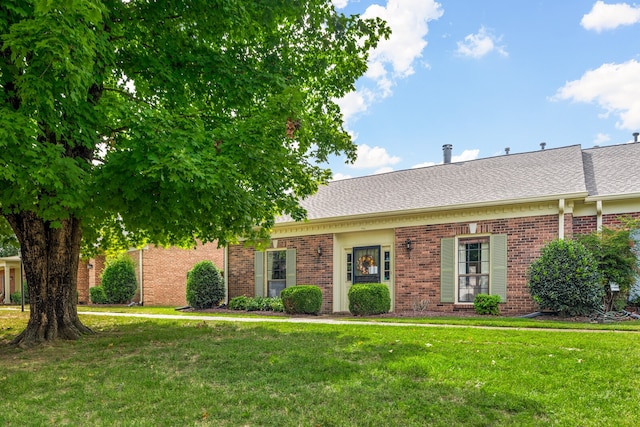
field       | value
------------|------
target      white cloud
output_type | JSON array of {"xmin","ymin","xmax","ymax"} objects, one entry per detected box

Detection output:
[
  {"xmin": 350, "ymin": 144, "xmax": 401, "ymax": 169},
  {"xmin": 332, "ymin": 0, "xmax": 349, "ymax": 9},
  {"xmin": 412, "ymin": 161, "xmax": 436, "ymax": 168},
  {"xmin": 331, "ymin": 172, "xmax": 353, "ymax": 181},
  {"xmin": 338, "ymin": 0, "xmax": 444, "ymax": 122},
  {"xmin": 593, "ymin": 133, "xmax": 611, "ymax": 145},
  {"xmin": 581, "ymin": 1, "xmax": 640, "ymax": 32},
  {"xmin": 452, "ymin": 149, "xmax": 480, "ymax": 162},
  {"xmin": 456, "ymin": 26, "xmax": 508, "ymax": 59},
  {"xmin": 374, "ymin": 166, "xmax": 394, "ymax": 174},
  {"xmin": 552, "ymin": 59, "xmax": 640, "ymax": 130}
]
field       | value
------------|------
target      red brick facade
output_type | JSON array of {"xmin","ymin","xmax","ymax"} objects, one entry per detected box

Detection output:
[
  {"xmin": 227, "ymin": 213, "xmax": 607, "ymax": 315},
  {"xmin": 77, "ymin": 243, "xmax": 223, "ymax": 306}
]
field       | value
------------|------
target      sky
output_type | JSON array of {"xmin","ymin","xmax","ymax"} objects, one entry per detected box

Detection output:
[{"xmin": 327, "ymin": 0, "xmax": 640, "ymax": 180}]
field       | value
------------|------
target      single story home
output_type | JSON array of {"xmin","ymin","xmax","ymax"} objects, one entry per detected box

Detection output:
[{"xmin": 225, "ymin": 141, "xmax": 640, "ymax": 315}]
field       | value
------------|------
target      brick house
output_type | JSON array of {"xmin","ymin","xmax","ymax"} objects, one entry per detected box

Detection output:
[
  {"xmin": 0, "ymin": 255, "xmax": 23, "ymax": 303},
  {"xmin": 77, "ymin": 243, "xmax": 224, "ymax": 306},
  {"xmin": 225, "ymin": 142, "xmax": 640, "ymax": 315}
]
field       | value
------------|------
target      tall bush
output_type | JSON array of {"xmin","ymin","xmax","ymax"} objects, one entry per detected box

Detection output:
[
  {"xmin": 186, "ymin": 261, "xmax": 225, "ymax": 309},
  {"xmin": 101, "ymin": 255, "xmax": 138, "ymax": 304},
  {"xmin": 528, "ymin": 239, "xmax": 603, "ymax": 316},
  {"xmin": 348, "ymin": 283, "xmax": 391, "ymax": 316}
]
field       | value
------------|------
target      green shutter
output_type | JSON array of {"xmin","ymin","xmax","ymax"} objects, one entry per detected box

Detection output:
[
  {"xmin": 490, "ymin": 234, "xmax": 508, "ymax": 302},
  {"xmin": 440, "ymin": 238, "xmax": 455, "ymax": 303},
  {"xmin": 285, "ymin": 248, "xmax": 296, "ymax": 287},
  {"xmin": 254, "ymin": 251, "xmax": 264, "ymax": 297}
]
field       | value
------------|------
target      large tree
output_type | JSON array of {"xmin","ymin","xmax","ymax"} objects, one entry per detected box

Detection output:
[{"xmin": 0, "ymin": 0, "xmax": 387, "ymax": 347}]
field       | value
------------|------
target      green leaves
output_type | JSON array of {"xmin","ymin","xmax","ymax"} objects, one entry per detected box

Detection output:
[
  {"xmin": 527, "ymin": 239, "xmax": 603, "ymax": 316},
  {"xmin": 1, "ymin": 0, "xmax": 387, "ymax": 252}
]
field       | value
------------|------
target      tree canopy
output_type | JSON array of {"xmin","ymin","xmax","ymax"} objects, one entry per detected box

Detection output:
[{"xmin": 0, "ymin": 0, "xmax": 388, "ymax": 346}]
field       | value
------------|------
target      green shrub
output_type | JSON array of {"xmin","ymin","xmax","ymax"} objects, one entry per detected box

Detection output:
[
  {"xmin": 348, "ymin": 283, "xmax": 391, "ymax": 316},
  {"xmin": 576, "ymin": 225, "xmax": 640, "ymax": 311},
  {"xmin": 228, "ymin": 296, "xmax": 284, "ymax": 312},
  {"xmin": 267, "ymin": 297, "xmax": 285, "ymax": 312},
  {"xmin": 245, "ymin": 297, "xmax": 263, "ymax": 311},
  {"xmin": 473, "ymin": 294, "xmax": 501, "ymax": 315},
  {"xmin": 280, "ymin": 285, "xmax": 322, "ymax": 315},
  {"xmin": 9, "ymin": 285, "xmax": 28, "ymax": 304},
  {"xmin": 228, "ymin": 295, "xmax": 250, "ymax": 310},
  {"xmin": 89, "ymin": 286, "xmax": 108, "ymax": 304},
  {"xmin": 101, "ymin": 255, "xmax": 138, "ymax": 304},
  {"xmin": 186, "ymin": 260, "xmax": 225, "ymax": 309},
  {"xmin": 528, "ymin": 239, "xmax": 603, "ymax": 316}
]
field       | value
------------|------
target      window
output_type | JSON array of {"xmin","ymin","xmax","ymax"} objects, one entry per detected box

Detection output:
[
  {"xmin": 383, "ymin": 251, "xmax": 390, "ymax": 281},
  {"xmin": 267, "ymin": 250, "xmax": 287, "ymax": 297},
  {"xmin": 254, "ymin": 249, "xmax": 296, "ymax": 298},
  {"xmin": 440, "ymin": 234, "xmax": 507, "ymax": 303},
  {"xmin": 457, "ymin": 238, "xmax": 489, "ymax": 303}
]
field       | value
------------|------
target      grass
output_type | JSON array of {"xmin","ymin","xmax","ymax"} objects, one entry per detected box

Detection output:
[{"xmin": 1, "ymin": 308, "xmax": 640, "ymax": 426}]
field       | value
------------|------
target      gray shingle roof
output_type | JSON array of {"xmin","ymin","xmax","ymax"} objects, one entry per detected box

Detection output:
[
  {"xmin": 277, "ymin": 142, "xmax": 639, "ymax": 223},
  {"xmin": 582, "ymin": 143, "xmax": 640, "ymax": 198}
]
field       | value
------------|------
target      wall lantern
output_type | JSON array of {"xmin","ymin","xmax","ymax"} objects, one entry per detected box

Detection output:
[
  {"xmin": 317, "ymin": 246, "xmax": 323, "ymax": 257},
  {"xmin": 87, "ymin": 263, "xmax": 93, "ymax": 270},
  {"xmin": 405, "ymin": 239, "xmax": 413, "ymax": 258}
]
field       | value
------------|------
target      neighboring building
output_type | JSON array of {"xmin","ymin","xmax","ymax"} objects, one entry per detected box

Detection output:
[
  {"xmin": 0, "ymin": 255, "xmax": 23, "ymax": 303},
  {"xmin": 78, "ymin": 243, "xmax": 224, "ymax": 306},
  {"xmin": 226, "ymin": 142, "xmax": 640, "ymax": 315}
]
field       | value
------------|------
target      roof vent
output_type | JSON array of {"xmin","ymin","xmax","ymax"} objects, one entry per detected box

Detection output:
[
  {"xmin": 540, "ymin": 142, "xmax": 546, "ymax": 150},
  {"xmin": 442, "ymin": 144, "xmax": 452, "ymax": 164},
  {"xmin": 634, "ymin": 132, "xmax": 639, "ymax": 143},
  {"xmin": 505, "ymin": 147, "xmax": 510, "ymax": 155}
]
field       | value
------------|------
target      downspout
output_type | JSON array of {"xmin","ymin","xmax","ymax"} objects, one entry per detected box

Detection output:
[
  {"xmin": 139, "ymin": 249, "xmax": 144, "ymax": 305},
  {"xmin": 558, "ymin": 199, "xmax": 565, "ymax": 239},
  {"xmin": 224, "ymin": 245, "xmax": 229, "ymax": 304},
  {"xmin": 596, "ymin": 200, "xmax": 603, "ymax": 232}
]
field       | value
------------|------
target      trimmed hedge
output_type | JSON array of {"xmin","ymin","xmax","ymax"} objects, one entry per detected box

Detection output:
[
  {"xmin": 280, "ymin": 285, "xmax": 322, "ymax": 315},
  {"xmin": 186, "ymin": 261, "xmax": 225, "ymax": 309},
  {"xmin": 90, "ymin": 286, "xmax": 108, "ymax": 304},
  {"xmin": 348, "ymin": 283, "xmax": 390, "ymax": 316}
]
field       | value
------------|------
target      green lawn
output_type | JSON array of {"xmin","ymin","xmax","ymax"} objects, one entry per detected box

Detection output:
[{"xmin": 1, "ymin": 309, "xmax": 639, "ymax": 426}]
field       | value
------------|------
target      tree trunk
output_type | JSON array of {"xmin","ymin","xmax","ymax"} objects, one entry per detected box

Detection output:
[{"xmin": 6, "ymin": 211, "xmax": 93, "ymax": 348}]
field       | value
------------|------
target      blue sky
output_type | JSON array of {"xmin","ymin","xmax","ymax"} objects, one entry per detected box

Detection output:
[{"xmin": 327, "ymin": 0, "xmax": 640, "ymax": 180}]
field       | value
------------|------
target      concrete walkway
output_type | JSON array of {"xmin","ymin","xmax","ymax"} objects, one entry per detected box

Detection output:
[{"xmin": 75, "ymin": 310, "xmax": 637, "ymax": 333}]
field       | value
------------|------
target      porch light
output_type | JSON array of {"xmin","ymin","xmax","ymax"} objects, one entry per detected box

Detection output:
[
  {"xmin": 87, "ymin": 263, "xmax": 93, "ymax": 270},
  {"xmin": 405, "ymin": 239, "xmax": 413, "ymax": 259},
  {"xmin": 317, "ymin": 246, "xmax": 322, "ymax": 257}
]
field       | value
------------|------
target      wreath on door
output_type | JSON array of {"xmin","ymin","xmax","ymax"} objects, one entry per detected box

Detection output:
[{"xmin": 357, "ymin": 254, "xmax": 376, "ymax": 275}]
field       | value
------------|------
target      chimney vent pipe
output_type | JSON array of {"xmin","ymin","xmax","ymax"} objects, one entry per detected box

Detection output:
[
  {"xmin": 634, "ymin": 132, "xmax": 639, "ymax": 143},
  {"xmin": 442, "ymin": 144, "xmax": 452, "ymax": 164},
  {"xmin": 505, "ymin": 147, "xmax": 510, "ymax": 155},
  {"xmin": 540, "ymin": 142, "xmax": 546, "ymax": 150}
]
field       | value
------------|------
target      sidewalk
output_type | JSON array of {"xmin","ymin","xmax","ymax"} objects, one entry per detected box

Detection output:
[{"xmin": 75, "ymin": 310, "xmax": 630, "ymax": 333}]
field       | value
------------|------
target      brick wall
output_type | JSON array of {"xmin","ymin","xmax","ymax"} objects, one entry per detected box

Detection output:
[
  {"xmin": 135, "ymin": 243, "xmax": 224, "ymax": 306},
  {"xmin": 391, "ymin": 215, "xmax": 559, "ymax": 315},
  {"xmin": 227, "ymin": 234, "xmax": 334, "ymax": 312},
  {"xmin": 77, "ymin": 243, "xmax": 223, "ymax": 306}
]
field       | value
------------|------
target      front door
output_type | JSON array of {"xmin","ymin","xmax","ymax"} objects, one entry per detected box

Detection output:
[{"xmin": 353, "ymin": 246, "xmax": 381, "ymax": 284}]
